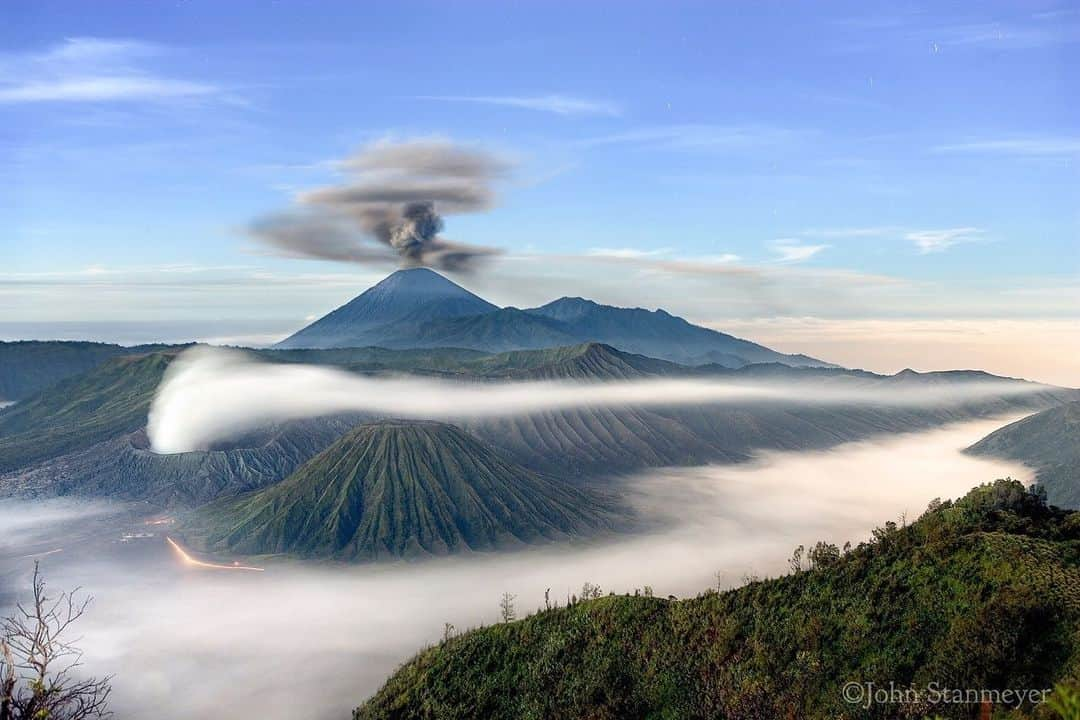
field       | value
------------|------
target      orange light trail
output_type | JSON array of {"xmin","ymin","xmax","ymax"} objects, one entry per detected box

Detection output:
[{"xmin": 165, "ymin": 536, "xmax": 264, "ymax": 572}]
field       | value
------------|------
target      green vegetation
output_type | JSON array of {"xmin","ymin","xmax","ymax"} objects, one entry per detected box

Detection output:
[
  {"xmin": 0, "ymin": 340, "xmax": 177, "ymax": 401},
  {"xmin": 8, "ymin": 417, "xmax": 360, "ymax": 508},
  {"xmin": 0, "ymin": 352, "xmax": 173, "ymax": 472},
  {"xmin": 461, "ymin": 342, "xmax": 681, "ymax": 379},
  {"xmin": 354, "ymin": 479, "xmax": 1080, "ymax": 720},
  {"xmin": 1, "ymin": 339, "xmax": 1074, "ymax": 510},
  {"xmin": 257, "ymin": 345, "xmax": 488, "ymax": 376},
  {"xmin": 189, "ymin": 421, "xmax": 626, "ymax": 560},
  {"xmin": 968, "ymin": 401, "xmax": 1080, "ymax": 508}
]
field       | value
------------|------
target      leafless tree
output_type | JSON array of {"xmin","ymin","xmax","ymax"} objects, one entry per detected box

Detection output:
[
  {"xmin": 498, "ymin": 592, "xmax": 516, "ymax": 623},
  {"xmin": 0, "ymin": 562, "xmax": 111, "ymax": 720},
  {"xmin": 580, "ymin": 582, "xmax": 602, "ymax": 601},
  {"xmin": 788, "ymin": 544, "xmax": 804, "ymax": 574}
]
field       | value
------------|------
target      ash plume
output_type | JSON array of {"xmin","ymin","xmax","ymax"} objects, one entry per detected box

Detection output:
[{"xmin": 250, "ymin": 139, "xmax": 508, "ymax": 273}]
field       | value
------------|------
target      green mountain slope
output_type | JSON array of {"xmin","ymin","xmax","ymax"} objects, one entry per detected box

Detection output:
[
  {"xmin": 462, "ymin": 342, "xmax": 683, "ymax": 380},
  {"xmin": 0, "ymin": 340, "xmax": 180, "ymax": 401},
  {"xmin": 0, "ymin": 352, "xmax": 173, "ymax": 472},
  {"xmin": 2, "ymin": 419, "xmax": 360, "ymax": 507},
  {"xmin": 968, "ymin": 401, "xmax": 1080, "ymax": 508},
  {"xmin": 464, "ymin": 393, "xmax": 1077, "ymax": 479},
  {"xmin": 355, "ymin": 479, "xmax": 1080, "ymax": 720},
  {"xmin": 189, "ymin": 421, "xmax": 626, "ymax": 560},
  {"xmin": 258, "ymin": 345, "xmax": 487, "ymax": 376}
]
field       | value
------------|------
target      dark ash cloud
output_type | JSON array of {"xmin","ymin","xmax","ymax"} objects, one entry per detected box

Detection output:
[{"xmin": 250, "ymin": 139, "xmax": 508, "ymax": 273}]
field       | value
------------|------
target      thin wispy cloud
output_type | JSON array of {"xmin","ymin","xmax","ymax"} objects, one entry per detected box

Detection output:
[
  {"xmin": 577, "ymin": 125, "xmax": 802, "ymax": 152},
  {"xmin": 770, "ymin": 239, "xmax": 829, "ymax": 264},
  {"xmin": 417, "ymin": 94, "xmax": 621, "ymax": 116},
  {"xmin": 0, "ymin": 37, "xmax": 220, "ymax": 104},
  {"xmin": 834, "ymin": 9, "xmax": 1080, "ymax": 52},
  {"xmin": 801, "ymin": 225, "xmax": 992, "ymax": 256},
  {"xmin": 934, "ymin": 20, "xmax": 1080, "ymax": 49},
  {"xmin": 587, "ymin": 247, "xmax": 672, "ymax": 259},
  {"xmin": 934, "ymin": 137, "xmax": 1080, "ymax": 157},
  {"xmin": 695, "ymin": 253, "xmax": 741, "ymax": 264},
  {"xmin": 802, "ymin": 226, "xmax": 897, "ymax": 239},
  {"xmin": 905, "ymin": 227, "xmax": 983, "ymax": 254}
]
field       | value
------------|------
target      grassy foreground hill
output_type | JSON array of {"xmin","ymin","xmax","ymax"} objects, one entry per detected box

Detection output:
[
  {"xmin": 189, "ymin": 420, "xmax": 626, "ymax": 560},
  {"xmin": 354, "ymin": 479, "xmax": 1080, "ymax": 720},
  {"xmin": 968, "ymin": 401, "xmax": 1080, "ymax": 508}
]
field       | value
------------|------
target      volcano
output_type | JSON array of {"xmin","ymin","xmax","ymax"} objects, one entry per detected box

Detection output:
[
  {"xmin": 190, "ymin": 420, "xmax": 625, "ymax": 560},
  {"xmin": 275, "ymin": 268, "xmax": 834, "ymax": 368},
  {"xmin": 275, "ymin": 268, "xmax": 498, "ymax": 349}
]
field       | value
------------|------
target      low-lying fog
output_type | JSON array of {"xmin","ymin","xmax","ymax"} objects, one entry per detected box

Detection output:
[
  {"xmin": 148, "ymin": 346, "xmax": 1047, "ymax": 452},
  {"xmin": 0, "ymin": 416, "xmax": 1032, "ymax": 720}
]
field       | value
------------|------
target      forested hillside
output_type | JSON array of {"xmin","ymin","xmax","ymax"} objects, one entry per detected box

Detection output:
[
  {"xmin": 968, "ymin": 401, "xmax": 1080, "ymax": 508},
  {"xmin": 355, "ymin": 479, "xmax": 1080, "ymax": 720}
]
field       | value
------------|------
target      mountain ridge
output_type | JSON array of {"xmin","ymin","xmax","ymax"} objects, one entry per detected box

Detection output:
[
  {"xmin": 2, "ymin": 343, "xmax": 1075, "ymax": 504},
  {"xmin": 274, "ymin": 269, "xmax": 833, "ymax": 368},
  {"xmin": 0, "ymin": 340, "xmax": 185, "ymax": 401},
  {"xmin": 967, "ymin": 400, "xmax": 1080, "ymax": 508},
  {"xmin": 525, "ymin": 296, "xmax": 829, "ymax": 367},
  {"xmin": 0, "ymin": 351, "xmax": 174, "ymax": 472}
]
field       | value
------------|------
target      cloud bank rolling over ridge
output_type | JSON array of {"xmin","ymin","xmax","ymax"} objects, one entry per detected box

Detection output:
[{"xmin": 147, "ymin": 346, "xmax": 1051, "ymax": 454}]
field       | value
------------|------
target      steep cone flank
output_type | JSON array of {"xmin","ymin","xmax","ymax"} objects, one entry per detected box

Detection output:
[
  {"xmin": 276, "ymin": 268, "xmax": 498, "ymax": 349},
  {"xmin": 193, "ymin": 420, "xmax": 623, "ymax": 560}
]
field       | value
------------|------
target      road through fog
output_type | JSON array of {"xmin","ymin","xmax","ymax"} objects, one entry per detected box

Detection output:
[{"xmin": 0, "ymin": 416, "xmax": 1034, "ymax": 720}]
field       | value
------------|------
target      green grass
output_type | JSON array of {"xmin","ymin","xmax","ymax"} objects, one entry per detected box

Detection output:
[{"xmin": 354, "ymin": 479, "xmax": 1080, "ymax": 720}]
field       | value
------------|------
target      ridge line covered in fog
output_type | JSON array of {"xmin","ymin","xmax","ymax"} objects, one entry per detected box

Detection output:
[{"xmin": 148, "ymin": 346, "xmax": 1054, "ymax": 453}]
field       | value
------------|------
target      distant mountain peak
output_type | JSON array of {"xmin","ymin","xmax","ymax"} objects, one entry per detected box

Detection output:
[
  {"xmin": 526, "ymin": 296, "xmax": 832, "ymax": 368},
  {"xmin": 276, "ymin": 268, "xmax": 497, "ymax": 349},
  {"xmin": 276, "ymin": 269, "xmax": 834, "ymax": 368},
  {"xmin": 552, "ymin": 296, "xmax": 600, "ymax": 307},
  {"xmin": 375, "ymin": 267, "xmax": 464, "ymax": 291}
]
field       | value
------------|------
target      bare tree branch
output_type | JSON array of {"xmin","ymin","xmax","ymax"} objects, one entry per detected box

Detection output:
[{"xmin": 0, "ymin": 562, "xmax": 111, "ymax": 720}]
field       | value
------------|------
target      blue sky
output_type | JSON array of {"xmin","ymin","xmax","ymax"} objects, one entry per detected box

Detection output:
[{"xmin": 2, "ymin": 1, "xmax": 1078, "ymax": 381}]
